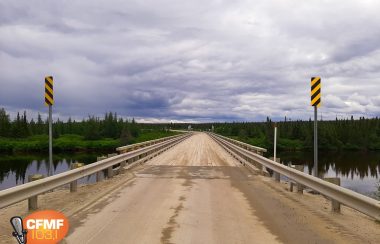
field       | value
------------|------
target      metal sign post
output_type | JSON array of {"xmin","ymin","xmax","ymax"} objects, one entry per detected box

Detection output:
[
  {"xmin": 48, "ymin": 105, "xmax": 53, "ymax": 177},
  {"xmin": 311, "ymin": 77, "xmax": 321, "ymax": 177},
  {"xmin": 45, "ymin": 76, "xmax": 54, "ymax": 177},
  {"xmin": 314, "ymin": 106, "xmax": 318, "ymax": 177}
]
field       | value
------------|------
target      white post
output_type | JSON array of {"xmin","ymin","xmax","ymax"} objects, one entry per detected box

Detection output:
[
  {"xmin": 274, "ymin": 124, "xmax": 277, "ymax": 162},
  {"xmin": 273, "ymin": 123, "xmax": 281, "ymax": 182}
]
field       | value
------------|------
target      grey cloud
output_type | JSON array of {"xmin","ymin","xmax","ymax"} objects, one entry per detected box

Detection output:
[{"xmin": 1, "ymin": 0, "xmax": 380, "ymax": 122}]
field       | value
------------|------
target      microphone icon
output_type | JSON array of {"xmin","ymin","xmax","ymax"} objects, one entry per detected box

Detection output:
[{"xmin": 10, "ymin": 216, "xmax": 27, "ymax": 244}]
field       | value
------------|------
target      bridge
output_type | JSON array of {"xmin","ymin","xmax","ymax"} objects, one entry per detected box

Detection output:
[{"xmin": 0, "ymin": 132, "xmax": 379, "ymax": 243}]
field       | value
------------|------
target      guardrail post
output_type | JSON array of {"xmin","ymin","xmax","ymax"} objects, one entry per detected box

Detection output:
[
  {"xmin": 295, "ymin": 165, "xmax": 305, "ymax": 194},
  {"xmin": 289, "ymin": 165, "xmax": 305, "ymax": 193},
  {"xmin": 120, "ymin": 160, "xmax": 127, "ymax": 173},
  {"xmin": 28, "ymin": 174, "xmax": 44, "ymax": 210},
  {"xmin": 260, "ymin": 165, "xmax": 267, "ymax": 176},
  {"xmin": 70, "ymin": 163, "xmax": 84, "ymax": 192},
  {"xmin": 270, "ymin": 157, "xmax": 281, "ymax": 182},
  {"xmin": 96, "ymin": 156, "xmax": 107, "ymax": 182},
  {"xmin": 105, "ymin": 153, "xmax": 120, "ymax": 176},
  {"xmin": 107, "ymin": 167, "xmax": 113, "ymax": 179},
  {"xmin": 289, "ymin": 181, "xmax": 294, "ymax": 192},
  {"xmin": 324, "ymin": 177, "xmax": 341, "ymax": 213}
]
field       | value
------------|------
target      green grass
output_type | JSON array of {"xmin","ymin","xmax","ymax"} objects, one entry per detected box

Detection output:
[
  {"xmin": 54, "ymin": 134, "xmax": 120, "ymax": 151},
  {"xmin": 227, "ymin": 136, "xmax": 304, "ymax": 151},
  {"xmin": 0, "ymin": 130, "xmax": 179, "ymax": 153},
  {"xmin": 226, "ymin": 134, "xmax": 376, "ymax": 152},
  {"xmin": 0, "ymin": 135, "xmax": 49, "ymax": 152},
  {"xmin": 229, "ymin": 136, "xmax": 269, "ymax": 149},
  {"xmin": 277, "ymin": 138, "xmax": 304, "ymax": 151},
  {"xmin": 129, "ymin": 130, "xmax": 179, "ymax": 144}
]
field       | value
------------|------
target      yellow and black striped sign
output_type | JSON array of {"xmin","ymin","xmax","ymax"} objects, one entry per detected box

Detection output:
[
  {"xmin": 310, "ymin": 77, "xmax": 321, "ymax": 107},
  {"xmin": 45, "ymin": 76, "xmax": 54, "ymax": 106}
]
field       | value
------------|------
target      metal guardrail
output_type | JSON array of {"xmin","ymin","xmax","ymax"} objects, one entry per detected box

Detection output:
[
  {"xmin": 0, "ymin": 133, "xmax": 192, "ymax": 209},
  {"xmin": 211, "ymin": 133, "xmax": 267, "ymax": 154},
  {"xmin": 208, "ymin": 132, "xmax": 380, "ymax": 221},
  {"xmin": 116, "ymin": 133, "xmax": 185, "ymax": 153}
]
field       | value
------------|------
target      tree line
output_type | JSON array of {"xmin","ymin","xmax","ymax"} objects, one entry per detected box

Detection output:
[
  {"xmin": 169, "ymin": 116, "xmax": 380, "ymax": 151},
  {"xmin": 0, "ymin": 108, "xmax": 141, "ymax": 144},
  {"xmin": 1, "ymin": 107, "xmax": 379, "ymax": 151}
]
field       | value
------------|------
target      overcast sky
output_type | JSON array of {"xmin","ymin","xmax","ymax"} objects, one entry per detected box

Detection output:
[{"xmin": 1, "ymin": 0, "xmax": 380, "ymax": 123}]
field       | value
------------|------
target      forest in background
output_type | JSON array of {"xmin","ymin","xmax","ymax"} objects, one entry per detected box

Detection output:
[
  {"xmin": 169, "ymin": 117, "xmax": 380, "ymax": 151},
  {"xmin": 1, "ymin": 108, "xmax": 380, "ymax": 152},
  {"xmin": 0, "ymin": 108, "xmax": 175, "ymax": 152}
]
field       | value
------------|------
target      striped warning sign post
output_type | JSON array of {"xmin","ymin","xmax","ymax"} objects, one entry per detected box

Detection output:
[
  {"xmin": 310, "ymin": 77, "xmax": 321, "ymax": 178},
  {"xmin": 45, "ymin": 76, "xmax": 54, "ymax": 106},
  {"xmin": 45, "ymin": 76, "xmax": 54, "ymax": 176},
  {"xmin": 311, "ymin": 77, "xmax": 321, "ymax": 107}
]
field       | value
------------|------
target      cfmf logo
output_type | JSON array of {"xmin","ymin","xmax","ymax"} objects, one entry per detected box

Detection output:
[{"xmin": 10, "ymin": 210, "xmax": 69, "ymax": 244}]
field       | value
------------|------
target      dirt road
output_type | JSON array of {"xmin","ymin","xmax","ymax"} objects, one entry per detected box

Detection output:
[{"xmin": 65, "ymin": 133, "xmax": 379, "ymax": 244}]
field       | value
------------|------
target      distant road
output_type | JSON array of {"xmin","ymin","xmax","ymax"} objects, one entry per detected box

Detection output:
[{"xmin": 65, "ymin": 133, "xmax": 379, "ymax": 244}]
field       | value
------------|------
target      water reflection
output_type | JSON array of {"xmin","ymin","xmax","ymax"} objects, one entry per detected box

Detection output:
[
  {"xmin": 277, "ymin": 151, "xmax": 380, "ymax": 179},
  {"xmin": 0, "ymin": 152, "xmax": 111, "ymax": 190},
  {"xmin": 275, "ymin": 151, "xmax": 380, "ymax": 199}
]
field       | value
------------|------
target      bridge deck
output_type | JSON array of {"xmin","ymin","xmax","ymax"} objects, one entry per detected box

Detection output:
[
  {"xmin": 65, "ymin": 133, "xmax": 379, "ymax": 243},
  {"xmin": 1, "ymin": 133, "xmax": 378, "ymax": 243}
]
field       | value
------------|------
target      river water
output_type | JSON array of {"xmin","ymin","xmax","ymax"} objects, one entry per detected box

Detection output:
[
  {"xmin": 275, "ymin": 151, "xmax": 380, "ymax": 200},
  {"xmin": 0, "ymin": 152, "xmax": 111, "ymax": 191},
  {"xmin": 0, "ymin": 151, "xmax": 379, "ymax": 200}
]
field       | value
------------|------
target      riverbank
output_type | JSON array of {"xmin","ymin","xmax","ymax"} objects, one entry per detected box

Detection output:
[{"xmin": 0, "ymin": 130, "xmax": 178, "ymax": 153}]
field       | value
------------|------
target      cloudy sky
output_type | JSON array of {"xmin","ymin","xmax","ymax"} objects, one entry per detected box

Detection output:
[{"xmin": 1, "ymin": 0, "xmax": 380, "ymax": 123}]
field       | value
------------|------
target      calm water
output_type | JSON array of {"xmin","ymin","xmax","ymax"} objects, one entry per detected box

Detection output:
[
  {"xmin": 1, "ymin": 151, "xmax": 379, "ymax": 200},
  {"xmin": 273, "ymin": 151, "xmax": 380, "ymax": 200},
  {"xmin": 0, "ymin": 152, "xmax": 113, "ymax": 191}
]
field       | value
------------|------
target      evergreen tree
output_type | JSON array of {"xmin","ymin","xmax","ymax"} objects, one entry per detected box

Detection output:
[
  {"xmin": 0, "ymin": 108, "xmax": 11, "ymax": 137},
  {"xmin": 84, "ymin": 116, "xmax": 101, "ymax": 140},
  {"xmin": 120, "ymin": 122, "xmax": 133, "ymax": 145},
  {"xmin": 36, "ymin": 113, "xmax": 45, "ymax": 134}
]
